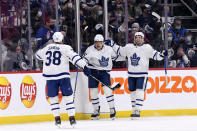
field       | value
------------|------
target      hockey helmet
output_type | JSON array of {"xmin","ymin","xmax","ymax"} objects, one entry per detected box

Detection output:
[
  {"xmin": 94, "ymin": 34, "xmax": 104, "ymax": 42},
  {"xmin": 53, "ymin": 32, "xmax": 64, "ymax": 43},
  {"xmin": 134, "ymin": 32, "xmax": 144, "ymax": 45},
  {"xmin": 134, "ymin": 32, "xmax": 144, "ymax": 39}
]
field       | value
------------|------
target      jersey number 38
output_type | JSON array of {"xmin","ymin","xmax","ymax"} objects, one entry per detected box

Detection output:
[{"xmin": 45, "ymin": 51, "xmax": 62, "ymax": 66}]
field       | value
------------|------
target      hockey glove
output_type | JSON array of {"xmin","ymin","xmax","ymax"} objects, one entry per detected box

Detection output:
[
  {"xmin": 83, "ymin": 66, "xmax": 91, "ymax": 76},
  {"xmin": 104, "ymin": 40, "xmax": 115, "ymax": 47},
  {"xmin": 160, "ymin": 50, "xmax": 168, "ymax": 57}
]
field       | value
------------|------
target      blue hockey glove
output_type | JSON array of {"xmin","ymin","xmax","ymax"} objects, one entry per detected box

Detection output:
[
  {"xmin": 160, "ymin": 50, "xmax": 168, "ymax": 57},
  {"xmin": 83, "ymin": 66, "xmax": 91, "ymax": 76},
  {"xmin": 104, "ymin": 39, "xmax": 115, "ymax": 47}
]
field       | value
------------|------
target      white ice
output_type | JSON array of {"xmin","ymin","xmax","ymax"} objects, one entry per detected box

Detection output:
[{"xmin": 1, "ymin": 116, "xmax": 197, "ymax": 131}]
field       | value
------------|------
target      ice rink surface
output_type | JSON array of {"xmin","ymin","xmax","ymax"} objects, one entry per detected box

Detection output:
[{"xmin": 1, "ymin": 116, "xmax": 197, "ymax": 131}]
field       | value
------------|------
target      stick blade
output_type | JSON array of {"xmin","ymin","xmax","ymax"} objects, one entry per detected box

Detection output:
[{"xmin": 111, "ymin": 83, "xmax": 121, "ymax": 91}]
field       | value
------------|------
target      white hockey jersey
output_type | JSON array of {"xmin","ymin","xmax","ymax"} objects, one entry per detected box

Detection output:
[
  {"xmin": 83, "ymin": 45, "xmax": 118, "ymax": 71},
  {"xmin": 112, "ymin": 43, "xmax": 164, "ymax": 77},
  {"xmin": 35, "ymin": 43, "xmax": 87, "ymax": 80}
]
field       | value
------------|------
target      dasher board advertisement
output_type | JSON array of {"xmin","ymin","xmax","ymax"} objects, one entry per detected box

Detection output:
[{"xmin": 0, "ymin": 69, "xmax": 197, "ymax": 118}]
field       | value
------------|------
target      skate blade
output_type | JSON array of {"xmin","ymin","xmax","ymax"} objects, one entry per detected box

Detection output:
[
  {"xmin": 131, "ymin": 117, "xmax": 139, "ymax": 120},
  {"xmin": 55, "ymin": 124, "xmax": 61, "ymax": 128},
  {"xmin": 110, "ymin": 117, "xmax": 116, "ymax": 120},
  {"xmin": 71, "ymin": 123, "xmax": 76, "ymax": 128},
  {"xmin": 91, "ymin": 116, "xmax": 99, "ymax": 120}
]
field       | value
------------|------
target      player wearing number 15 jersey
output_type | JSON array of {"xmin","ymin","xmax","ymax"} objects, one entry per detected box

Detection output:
[{"xmin": 35, "ymin": 32, "xmax": 90, "ymax": 127}]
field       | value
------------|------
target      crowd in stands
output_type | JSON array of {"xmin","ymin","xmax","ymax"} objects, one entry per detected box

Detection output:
[{"xmin": 1, "ymin": 0, "xmax": 197, "ymax": 72}]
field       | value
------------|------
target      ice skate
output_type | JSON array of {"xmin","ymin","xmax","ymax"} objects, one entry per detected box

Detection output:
[
  {"xmin": 69, "ymin": 116, "xmax": 76, "ymax": 128},
  {"xmin": 55, "ymin": 116, "xmax": 61, "ymax": 128},
  {"xmin": 131, "ymin": 110, "xmax": 140, "ymax": 120},
  {"xmin": 110, "ymin": 108, "xmax": 116, "ymax": 120},
  {"xmin": 91, "ymin": 106, "xmax": 100, "ymax": 120}
]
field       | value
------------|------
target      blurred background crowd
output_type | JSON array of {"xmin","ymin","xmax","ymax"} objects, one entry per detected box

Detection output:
[{"xmin": 0, "ymin": 0, "xmax": 197, "ymax": 72}]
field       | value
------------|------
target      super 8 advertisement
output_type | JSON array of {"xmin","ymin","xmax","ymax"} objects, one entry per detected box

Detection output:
[{"xmin": 0, "ymin": 68, "xmax": 197, "ymax": 123}]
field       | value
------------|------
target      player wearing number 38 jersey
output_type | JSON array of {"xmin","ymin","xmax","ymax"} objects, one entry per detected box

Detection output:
[
  {"xmin": 35, "ymin": 34, "xmax": 87, "ymax": 80},
  {"xmin": 35, "ymin": 32, "xmax": 91, "ymax": 128}
]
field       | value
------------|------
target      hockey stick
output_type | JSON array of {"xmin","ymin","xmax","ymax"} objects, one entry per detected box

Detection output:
[
  {"xmin": 66, "ymin": 54, "xmax": 121, "ymax": 91},
  {"xmin": 74, "ymin": 64, "xmax": 121, "ymax": 91},
  {"xmin": 75, "ymin": 59, "xmax": 121, "ymax": 91},
  {"xmin": 164, "ymin": 55, "xmax": 168, "ymax": 86},
  {"xmin": 89, "ymin": 74, "xmax": 121, "ymax": 91},
  {"xmin": 73, "ymin": 67, "xmax": 79, "ymax": 103},
  {"xmin": 164, "ymin": 0, "xmax": 169, "ymax": 87}
]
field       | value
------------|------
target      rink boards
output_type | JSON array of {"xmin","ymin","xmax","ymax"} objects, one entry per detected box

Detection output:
[{"xmin": 0, "ymin": 68, "xmax": 197, "ymax": 124}]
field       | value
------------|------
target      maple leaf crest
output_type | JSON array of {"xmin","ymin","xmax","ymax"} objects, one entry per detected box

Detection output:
[
  {"xmin": 130, "ymin": 53, "xmax": 140, "ymax": 66},
  {"xmin": 99, "ymin": 56, "xmax": 109, "ymax": 67}
]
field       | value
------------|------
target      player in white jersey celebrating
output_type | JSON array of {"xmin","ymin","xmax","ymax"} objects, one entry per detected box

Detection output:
[
  {"xmin": 83, "ymin": 34, "xmax": 119, "ymax": 120},
  {"xmin": 35, "ymin": 32, "xmax": 91, "ymax": 127},
  {"xmin": 105, "ymin": 32, "xmax": 167, "ymax": 119}
]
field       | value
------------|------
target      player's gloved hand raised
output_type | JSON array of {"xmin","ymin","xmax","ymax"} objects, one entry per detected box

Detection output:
[
  {"xmin": 83, "ymin": 66, "xmax": 91, "ymax": 76},
  {"xmin": 104, "ymin": 39, "xmax": 115, "ymax": 47},
  {"xmin": 160, "ymin": 50, "xmax": 168, "ymax": 57}
]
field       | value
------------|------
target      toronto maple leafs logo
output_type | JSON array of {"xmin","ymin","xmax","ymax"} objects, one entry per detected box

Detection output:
[
  {"xmin": 99, "ymin": 56, "xmax": 109, "ymax": 67},
  {"xmin": 130, "ymin": 53, "xmax": 140, "ymax": 66}
]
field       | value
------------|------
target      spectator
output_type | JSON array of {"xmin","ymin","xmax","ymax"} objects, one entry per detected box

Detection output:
[
  {"xmin": 3, "ymin": 38, "xmax": 30, "ymax": 71},
  {"xmin": 35, "ymin": 16, "xmax": 56, "ymax": 49},
  {"xmin": 128, "ymin": 0, "xmax": 142, "ymax": 19},
  {"xmin": 92, "ymin": 5, "xmax": 103, "ymax": 25},
  {"xmin": 30, "ymin": 2, "xmax": 42, "ymax": 36},
  {"xmin": 13, "ymin": 45, "xmax": 30, "ymax": 71},
  {"xmin": 136, "ymin": 4, "xmax": 154, "ymax": 28},
  {"xmin": 190, "ymin": 53, "xmax": 197, "ymax": 67},
  {"xmin": 128, "ymin": 22, "xmax": 148, "ymax": 43},
  {"xmin": 61, "ymin": 0, "xmax": 75, "ymax": 46},
  {"xmin": 81, "ymin": 0, "xmax": 99, "ymax": 11},
  {"xmin": 168, "ymin": 18, "xmax": 188, "ymax": 43},
  {"xmin": 117, "ymin": 22, "xmax": 148, "ymax": 43},
  {"xmin": 187, "ymin": 49, "xmax": 195, "ymax": 61},
  {"xmin": 136, "ymin": 4, "xmax": 162, "ymax": 45},
  {"xmin": 45, "ymin": 0, "xmax": 62, "ymax": 19},
  {"xmin": 170, "ymin": 45, "xmax": 190, "ymax": 68},
  {"xmin": 168, "ymin": 32, "xmax": 177, "ymax": 49},
  {"xmin": 182, "ymin": 31, "xmax": 195, "ymax": 54},
  {"xmin": 95, "ymin": 24, "xmax": 103, "ymax": 35}
]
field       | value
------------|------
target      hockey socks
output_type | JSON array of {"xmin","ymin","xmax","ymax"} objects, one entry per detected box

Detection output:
[
  {"xmin": 62, "ymin": 95, "xmax": 76, "ymax": 127},
  {"xmin": 130, "ymin": 90, "xmax": 144, "ymax": 119},
  {"xmin": 49, "ymin": 96, "xmax": 61, "ymax": 126},
  {"xmin": 103, "ymin": 86, "xmax": 116, "ymax": 120},
  {"xmin": 63, "ymin": 95, "xmax": 75, "ymax": 117},
  {"xmin": 90, "ymin": 88, "xmax": 100, "ymax": 120}
]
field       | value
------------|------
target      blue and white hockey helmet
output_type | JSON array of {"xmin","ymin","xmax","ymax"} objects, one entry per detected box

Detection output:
[
  {"xmin": 53, "ymin": 32, "xmax": 64, "ymax": 43},
  {"xmin": 94, "ymin": 34, "xmax": 104, "ymax": 42},
  {"xmin": 134, "ymin": 32, "xmax": 144, "ymax": 45},
  {"xmin": 134, "ymin": 32, "xmax": 144, "ymax": 39}
]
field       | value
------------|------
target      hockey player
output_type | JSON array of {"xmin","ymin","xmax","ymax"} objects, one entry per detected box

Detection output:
[
  {"xmin": 83, "ymin": 34, "xmax": 118, "ymax": 120},
  {"xmin": 35, "ymin": 32, "xmax": 91, "ymax": 127},
  {"xmin": 105, "ymin": 32, "xmax": 167, "ymax": 119}
]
